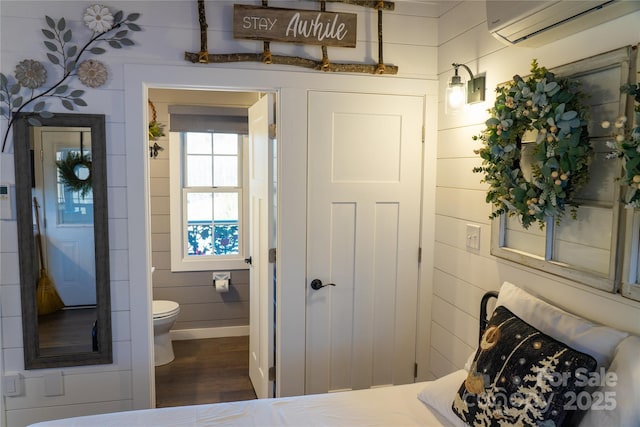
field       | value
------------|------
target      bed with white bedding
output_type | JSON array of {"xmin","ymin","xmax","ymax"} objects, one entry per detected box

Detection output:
[
  {"xmin": 29, "ymin": 379, "xmax": 461, "ymax": 427},
  {"xmin": 30, "ymin": 282, "xmax": 640, "ymax": 427}
]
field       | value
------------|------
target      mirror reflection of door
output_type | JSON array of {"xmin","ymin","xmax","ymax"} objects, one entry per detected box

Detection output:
[{"xmin": 33, "ymin": 127, "xmax": 97, "ymax": 354}]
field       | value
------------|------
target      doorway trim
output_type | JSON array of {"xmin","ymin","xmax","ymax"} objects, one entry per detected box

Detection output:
[{"xmin": 124, "ymin": 64, "xmax": 436, "ymax": 409}]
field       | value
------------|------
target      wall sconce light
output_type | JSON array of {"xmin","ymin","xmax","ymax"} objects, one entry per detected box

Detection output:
[{"xmin": 446, "ymin": 63, "xmax": 486, "ymax": 114}]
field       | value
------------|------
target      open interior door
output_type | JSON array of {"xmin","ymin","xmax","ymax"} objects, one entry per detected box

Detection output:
[{"xmin": 248, "ymin": 93, "xmax": 275, "ymax": 398}]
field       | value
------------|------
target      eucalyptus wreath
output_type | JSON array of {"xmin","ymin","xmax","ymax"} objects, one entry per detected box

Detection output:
[
  {"xmin": 56, "ymin": 152, "xmax": 92, "ymax": 197},
  {"xmin": 604, "ymin": 83, "xmax": 640, "ymax": 208},
  {"xmin": 473, "ymin": 59, "xmax": 592, "ymax": 229}
]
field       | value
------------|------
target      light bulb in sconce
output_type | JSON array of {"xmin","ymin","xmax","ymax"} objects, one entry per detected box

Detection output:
[
  {"xmin": 446, "ymin": 78, "xmax": 466, "ymax": 114},
  {"xmin": 446, "ymin": 63, "xmax": 486, "ymax": 115}
]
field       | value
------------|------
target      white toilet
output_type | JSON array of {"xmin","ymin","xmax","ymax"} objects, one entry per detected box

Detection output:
[{"xmin": 152, "ymin": 300, "xmax": 180, "ymax": 366}]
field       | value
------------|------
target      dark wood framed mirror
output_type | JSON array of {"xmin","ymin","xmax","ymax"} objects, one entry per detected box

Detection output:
[{"xmin": 13, "ymin": 112, "xmax": 112, "ymax": 369}]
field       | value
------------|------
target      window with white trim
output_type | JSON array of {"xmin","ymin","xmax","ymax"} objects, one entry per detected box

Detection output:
[
  {"xmin": 491, "ymin": 46, "xmax": 636, "ymax": 294},
  {"xmin": 169, "ymin": 107, "xmax": 249, "ymax": 271},
  {"xmin": 184, "ymin": 132, "xmax": 242, "ymax": 254}
]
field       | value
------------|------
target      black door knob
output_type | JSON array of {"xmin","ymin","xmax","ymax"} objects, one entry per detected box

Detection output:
[{"xmin": 310, "ymin": 279, "xmax": 336, "ymax": 290}]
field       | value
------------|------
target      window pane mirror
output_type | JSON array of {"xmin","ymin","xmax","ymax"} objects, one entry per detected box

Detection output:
[{"xmin": 13, "ymin": 113, "xmax": 112, "ymax": 369}]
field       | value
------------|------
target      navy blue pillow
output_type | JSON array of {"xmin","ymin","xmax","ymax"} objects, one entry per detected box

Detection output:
[{"xmin": 452, "ymin": 306, "xmax": 597, "ymax": 427}]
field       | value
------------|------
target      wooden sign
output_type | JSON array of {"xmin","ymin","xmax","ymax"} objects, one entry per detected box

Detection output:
[{"xmin": 233, "ymin": 4, "xmax": 357, "ymax": 48}]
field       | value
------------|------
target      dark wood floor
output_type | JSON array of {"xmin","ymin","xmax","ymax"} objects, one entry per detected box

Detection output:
[
  {"xmin": 155, "ymin": 336, "xmax": 257, "ymax": 408},
  {"xmin": 38, "ymin": 307, "xmax": 96, "ymax": 355}
]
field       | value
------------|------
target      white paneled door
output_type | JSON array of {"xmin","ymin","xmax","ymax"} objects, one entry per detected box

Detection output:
[
  {"xmin": 306, "ymin": 91, "xmax": 424, "ymax": 393},
  {"xmin": 248, "ymin": 93, "xmax": 275, "ymax": 398}
]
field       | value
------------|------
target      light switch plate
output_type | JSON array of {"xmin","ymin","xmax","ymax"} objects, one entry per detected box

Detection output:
[
  {"xmin": 2, "ymin": 373, "xmax": 24, "ymax": 397},
  {"xmin": 466, "ymin": 224, "xmax": 481, "ymax": 250},
  {"xmin": 0, "ymin": 183, "xmax": 12, "ymax": 220}
]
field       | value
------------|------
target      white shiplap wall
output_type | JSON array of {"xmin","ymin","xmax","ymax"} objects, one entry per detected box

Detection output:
[
  {"xmin": 0, "ymin": 1, "xmax": 439, "ymax": 426},
  {"xmin": 4, "ymin": 0, "xmax": 637, "ymax": 425},
  {"xmin": 432, "ymin": 1, "xmax": 640, "ymax": 379}
]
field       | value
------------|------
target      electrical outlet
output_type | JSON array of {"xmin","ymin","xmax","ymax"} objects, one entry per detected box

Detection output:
[
  {"xmin": 466, "ymin": 224, "xmax": 481, "ymax": 250},
  {"xmin": 43, "ymin": 371, "xmax": 64, "ymax": 396}
]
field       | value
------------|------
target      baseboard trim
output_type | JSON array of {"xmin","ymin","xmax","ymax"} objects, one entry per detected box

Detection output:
[{"xmin": 171, "ymin": 325, "xmax": 249, "ymax": 341}]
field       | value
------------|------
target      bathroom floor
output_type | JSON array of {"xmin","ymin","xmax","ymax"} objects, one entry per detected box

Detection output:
[{"xmin": 155, "ymin": 335, "xmax": 257, "ymax": 407}]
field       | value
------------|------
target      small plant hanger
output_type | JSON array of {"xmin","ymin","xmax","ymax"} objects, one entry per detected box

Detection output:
[{"xmin": 148, "ymin": 100, "xmax": 165, "ymax": 158}]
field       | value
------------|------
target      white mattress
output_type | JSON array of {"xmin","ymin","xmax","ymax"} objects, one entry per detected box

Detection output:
[{"xmin": 29, "ymin": 381, "xmax": 459, "ymax": 427}]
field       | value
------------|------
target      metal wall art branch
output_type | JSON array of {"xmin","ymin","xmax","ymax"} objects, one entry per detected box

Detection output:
[
  {"xmin": 184, "ymin": 0, "xmax": 398, "ymax": 75},
  {"xmin": 0, "ymin": 4, "xmax": 142, "ymax": 152}
]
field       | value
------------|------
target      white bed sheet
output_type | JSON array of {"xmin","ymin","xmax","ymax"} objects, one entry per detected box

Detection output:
[{"xmin": 29, "ymin": 382, "xmax": 459, "ymax": 427}]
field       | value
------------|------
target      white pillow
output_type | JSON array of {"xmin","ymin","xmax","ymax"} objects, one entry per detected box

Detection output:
[
  {"xmin": 579, "ymin": 335, "xmax": 640, "ymax": 427},
  {"xmin": 417, "ymin": 370, "xmax": 469, "ymax": 427},
  {"xmin": 495, "ymin": 281, "xmax": 628, "ymax": 367}
]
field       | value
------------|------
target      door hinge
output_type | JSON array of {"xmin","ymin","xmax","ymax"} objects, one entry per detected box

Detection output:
[
  {"xmin": 268, "ymin": 366, "xmax": 276, "ymax": 381},
  {"xmin": 418, "ymin": 247, "xmax": 422, "ymax": 263},
  {"xmin": 268, "ymin": 248, "xmax": 276, "ymax": 263},
  {"xmin": 414, "ymin": 363, "xmax": 418, "ymax": 378},
  {"xmin": 421, "ymin": 125, "xmax": 425, "ymax": 143},
  {"xmin": 269, "ymin": 124, "xmax": 277, "ymax": 140}
]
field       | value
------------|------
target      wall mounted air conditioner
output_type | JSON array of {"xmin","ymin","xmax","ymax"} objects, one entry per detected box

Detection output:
[{"xmin": 487, "ymin": 0, "xmax": 640, "ymax": 47}]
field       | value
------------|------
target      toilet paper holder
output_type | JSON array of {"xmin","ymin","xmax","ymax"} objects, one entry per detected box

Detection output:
[
  {"xmin": 213, "ymin": 272, "xmax": 231, "ymax": 282},
  {"xmin": 213, "ymin": 272, "xmax": 231, "ymax": 293}
]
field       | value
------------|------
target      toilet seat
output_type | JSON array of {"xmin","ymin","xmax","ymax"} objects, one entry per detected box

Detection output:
[{"xmin": 153, "ymin": 300, "xmax": 180, "ymax": 320}]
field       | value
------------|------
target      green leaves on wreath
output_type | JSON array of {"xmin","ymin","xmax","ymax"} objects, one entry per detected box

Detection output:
[
  {"xmin": 621, "ymin": 83, "xmax": 640, "ymax": 109},
  {"xmin": 56, "ymin": 151, "xmax": 93, "ymax": 198},
  {"xmin": 473, "ymin": 59, "xmax": 592, "ymax": 229}
]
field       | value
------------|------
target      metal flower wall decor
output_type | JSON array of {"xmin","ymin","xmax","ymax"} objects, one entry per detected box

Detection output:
[{"xmin": 0, "ymin": 4, "xmax": 142, "ymax": 152}]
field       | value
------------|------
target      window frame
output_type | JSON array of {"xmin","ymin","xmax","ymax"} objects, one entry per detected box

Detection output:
[
  {"xmin": 170, "ymin": 131, "xmax": 249, "ymax": 272},
  {"xmin": 621, "ymin": 209, "xmax": 640, "ymax": 300},
  {"xmin": 491, "ymin": 207, "xmax": 622, "ymax": 291},
  {"xmin": 490, "ymin": 46, "xmax": 635, "ymax": 293}
]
